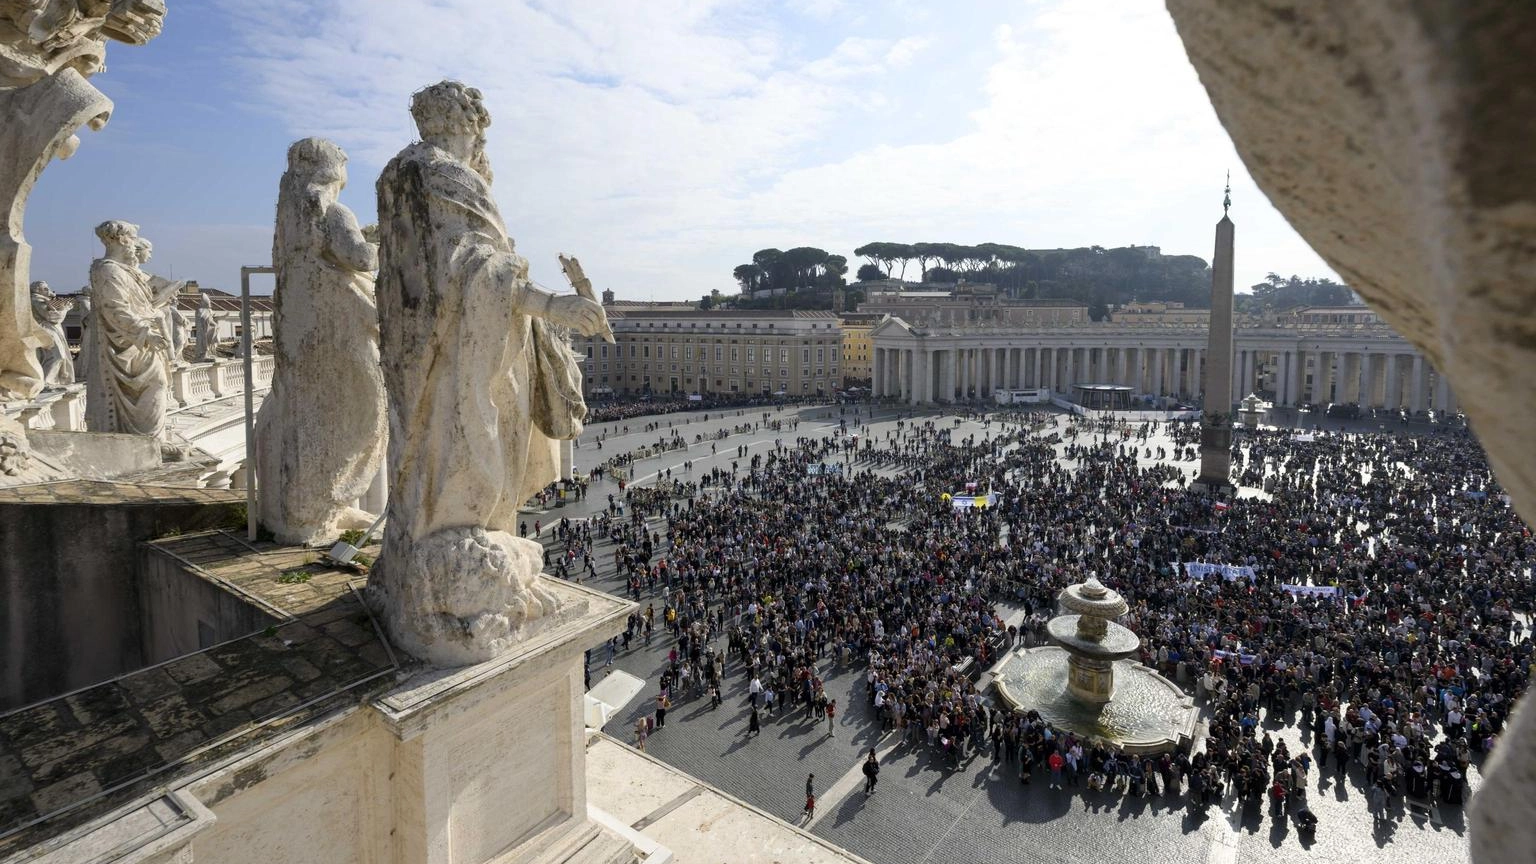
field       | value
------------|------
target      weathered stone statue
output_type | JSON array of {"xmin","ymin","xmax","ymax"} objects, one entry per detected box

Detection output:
[
  {"xmin": 27, "ymin": 281, "xmax": 73, "ymax": 387},
  {"xmin": 84, "ymin": 220, "xmax": 178, "ymax": 436},
  {"xmin": 74, "ymin": 283, "xmax": 94, "ymax": 382},
  {"xmin": 255, "ymin": 137, "xmax": 387, "ymax": 546},
  {"xmin": 193, "ymin": 291, "xmax": 216, "ymax": 360},
  {"xmin": 0, "ymin": 0, "xmax": 165, "ymax": 401},
  {"xmin": 0, "ymin": 1, "xmax": 165, "ymax": 473},
  {"xmin": 371, "ymin": 81, "xmax": 612, "ymax": 665},
  {"xmin": 134, "ymin": 237, "xmax": 187, "ymax": 367}
]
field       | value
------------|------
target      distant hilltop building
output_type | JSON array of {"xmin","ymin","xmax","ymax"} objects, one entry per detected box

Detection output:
[
  {"xmin": 1109, "ymin": 301, "xmax": 1210, "ymax": 326},
  {"xmin": 857, "ymin": 282, "xmax": 1088, "ymax": 328}
]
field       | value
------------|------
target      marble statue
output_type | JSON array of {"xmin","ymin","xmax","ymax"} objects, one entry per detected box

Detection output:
[
  {"xmin": 84, "ymin": 220, "xmax": 180, "ymax": 436},
  {"xmin": 0, "ymin": 0, "xmax": 165, "ymax": 401},
  {"xmin": 254, "ymin": 137, "xmax": 387, "ymax": 546},
  {"xmin": 193, "ymin": 291, "xmax": 216, "ymax": 360},
  {"xmin": 135, "ymin": 238, "xmax": 188, "ymax": 367},
  {"xmin": 370, "ymin": 80, "xmax": 613, "ymax": 665},
  {"xmin": 74, "ymin": 283, "xmax": 93, "ymax": 382},
  {"xmin": 27, "ymin": 281, "xmax": 73, "ymax": 387}
]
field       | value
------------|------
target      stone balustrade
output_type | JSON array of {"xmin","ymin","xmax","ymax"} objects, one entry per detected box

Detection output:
[{"xmin": 3, "ymin": 358, "xmax": 274, "ymax": 433}]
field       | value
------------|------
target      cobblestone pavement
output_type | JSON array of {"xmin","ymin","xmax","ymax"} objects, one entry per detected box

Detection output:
[{"xmin": 546, "ymin": 403, "xmax": 1477, "ymax": 864}]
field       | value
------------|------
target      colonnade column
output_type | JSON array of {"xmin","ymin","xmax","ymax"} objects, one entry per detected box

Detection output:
[
  {"xmin": 1285, "ymin": 350, "xmax": 1301, "ymax": 406},
  {"xmin": 1385, "ymin": 354, "xmax": 1402, "ymax": 410},
  {"xmin": 1406, "ymin": 355, "xmax": 1424, "ymax": 412}
]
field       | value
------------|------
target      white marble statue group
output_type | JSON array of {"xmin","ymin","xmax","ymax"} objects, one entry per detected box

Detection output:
[{"xmin": 253, "ymin": 81, "xmax": 612, "ymax": 664}]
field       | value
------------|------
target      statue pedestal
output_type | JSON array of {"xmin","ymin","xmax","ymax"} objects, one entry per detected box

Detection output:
[{"xmin": 374, "ymin": 580, "xmax": 638, "ymax": 864}]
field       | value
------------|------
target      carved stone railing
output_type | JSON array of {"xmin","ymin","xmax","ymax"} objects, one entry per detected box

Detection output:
[
  {"xmin": 1, "ymin": 384, "xmax": 86, "ymax": 431},
  {"xmin": 1, "ymin": 358, "xmax": 275, "ymax": 434}
]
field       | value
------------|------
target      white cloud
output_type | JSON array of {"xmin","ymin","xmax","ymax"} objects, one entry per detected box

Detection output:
[{"xmin": 219, "ymin": 0, "xmax": 1334, "ymax": 299}]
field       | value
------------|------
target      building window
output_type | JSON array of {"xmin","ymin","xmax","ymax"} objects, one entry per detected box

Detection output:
[
  {"xmin": 780, "ymin": 348, "xmax": 789, "ymax": 363},
  {"xmin": 802, "ymin": 348, "xmax": 810, "ymax": 364},
  {"xmin": 747, "ymin": 348, "xmax": 755, "ymax": 362},
  {"xmin": 585, "ymin": 346, "xmax": 594, "ymax": 359},
  {"xmin": 731, "ymin": 347, "xmax": 738, "ymax": 361},
  {"xmin": 715, "ymin": 346, "xmax": 723, "ymax": 361},
  {"xmin": 817, "ymin": 347, "xmax": 824, "ymax": 363},
  {"xmin": 671, "ymin": 346, "xmax": 679, "ymax": 360}
]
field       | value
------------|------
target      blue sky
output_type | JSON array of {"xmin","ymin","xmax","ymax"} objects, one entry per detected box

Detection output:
[{"xmin": 24, "ymin": 0, "xmax": 1336, "ymax": 298}]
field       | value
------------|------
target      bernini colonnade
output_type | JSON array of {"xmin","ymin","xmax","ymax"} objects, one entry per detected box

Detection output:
[{"xmin": 869, "ymin": 319, "xmax": 1455, "ymax": 412}]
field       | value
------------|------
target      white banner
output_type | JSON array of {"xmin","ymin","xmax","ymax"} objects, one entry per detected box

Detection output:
[
  {"xmin": 1182, "ymin": 562, "xmax": 1258, "ymax": 582},
  {"xmin": 1281, "ymin": 583, "xmax": 1339, "ymax": 597}
]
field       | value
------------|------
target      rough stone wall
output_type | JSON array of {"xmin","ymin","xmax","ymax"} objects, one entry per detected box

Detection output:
[
  {"xmin": 0, "ymin": 497, "xmax": 242, "ymax": 710},
  {"xmin": 1162, "ymin": 3, "xmax": 1536, "ymax": 860}
]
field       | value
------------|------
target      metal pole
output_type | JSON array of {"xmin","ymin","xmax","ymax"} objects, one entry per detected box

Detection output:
[{"xmin": 241, "ymin": 265, "xmax": 275, "ymax": 541}]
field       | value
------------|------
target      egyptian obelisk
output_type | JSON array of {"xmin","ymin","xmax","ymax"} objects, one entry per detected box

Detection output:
[{"xmin": 1195, "ymin": 176, "xmax": 1235, "ymax": 491}]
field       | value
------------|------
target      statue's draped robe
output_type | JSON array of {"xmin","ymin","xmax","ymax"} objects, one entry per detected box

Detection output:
[
  {"xmin": 255, "ymin": 198, "xmax": 386, "ymax": 545},
  {"xmin": 375, "ymin": 142, "xmax": 585, "ymax": 546},
  {"xmin": 84, "ymin": 258, "xmax": 167, "ymax": 435}
]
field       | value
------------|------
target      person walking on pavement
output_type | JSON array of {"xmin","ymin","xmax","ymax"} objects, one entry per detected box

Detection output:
[
  {"xmin": 748, "ymin": 706, "xmax": 761, "ymax": 737},
  {"xmin": 803, "ymin": 774, "xmax": 816, "ymax": 821},
  {"xmin": 826, "ymin": 698, "xmax": 837, "ymax": 737},
  {"xmin": 863, "ymin": 749, "xmax": 881, "ymax": 795}
]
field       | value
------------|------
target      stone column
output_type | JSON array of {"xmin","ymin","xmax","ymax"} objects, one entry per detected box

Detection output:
[
  {"xmin": 1435, "ymin": 370, "xmax": 1452, "ymax": 413},
  {"xmin": 1410, "ymin": 355, "xmax": 1427, "ymax": 412},
  {"xmin": 872, "ymin": 348, "xmax": 884, "ymax": 397},
  {"xmin": 1385, "ymin": 353, "xmax": 1402, "ymax": 409},
  {"xmin": 1063, "ymin": 347, "xmax": 1075, "ymax": 393},
  {"xmin": 1358, "ymin": 353, "xmax": 1374, "ymax": 408},
  {"xmin": 1172, "ymin": 349, "xmax": 1185, "ymax": 398},
  {"xmin": 1148, "ymin": 348, "xmax": 1162, "ymax": 397},
  {"xmin": 1286, "ymin": 350, "xmax": 1302, "ymax": 405}
]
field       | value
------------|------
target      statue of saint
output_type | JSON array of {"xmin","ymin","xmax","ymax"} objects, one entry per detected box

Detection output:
[
  {"xmin": 255, "ymin": 137, "xmax": 387, "ymax": 546},
  {"xmin": 27, "ymin": 281, "xmax": 73, "ymax": 387},
  {"xmin": 0, "ymin": 0, "xmax": 165, "ymax": 401},
  {"xmin": 370, "ymin": 81, "xmax": 612, "ymax": 665},
  {"xmin": 84, "ymin": 220, "xmax": 180, "ymax": 436},
  {"xmin": 134, "ymin": 238, "xmax": 188, "ymax": 367},
  {"xmin": 194, "ymin": 291, "xmax": 217, "ymax": 361},
  {"xmin": 74, "ymin": 283, "xmax": 93, "ymax": 382}
]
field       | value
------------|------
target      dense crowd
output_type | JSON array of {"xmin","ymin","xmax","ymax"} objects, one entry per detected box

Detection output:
[{"xmin": 568, "ymin": 407, "xmax": 1532, "ymax": 833}]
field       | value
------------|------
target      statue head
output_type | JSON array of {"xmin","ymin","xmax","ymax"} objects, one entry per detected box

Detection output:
[
  {"xmin": 94, "ymin": 219, "xmax": 140, "ymax": 259},
  {"xmin": 133, "ymin": 237, "xmax": 153, "ymax": 266},
  {"xmin": 410, "ymin": 80, "xmax": 492, "ymax": 181},
  {"xmin": 285, "ymin": 137, "xmax": 348, "ymax": 191},
  {"xmin": 28, "ymin": 281, "xmax": 68, "ymax": 326},
  {"xmin": 29, "ymin": 281, "xmax": 52, "ymax": 320},
  {"xmin": 199, "ymin": 291, "xmax": 212, "ymax": 309}
]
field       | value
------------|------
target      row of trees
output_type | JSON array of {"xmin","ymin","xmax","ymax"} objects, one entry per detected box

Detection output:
[
  {"xmin": 730, "ymin": 247, "xmax": 848, "ymax": 297},
  {"xmin": 1236, "ymin": 272, "xmax": 1356, "ymax": 312},
  {"xmin": 725, "ymin": 242, "xmax": 1357, "ymax": 315},
  {"xmin": 855, "ymin": 241, "xmax": 1215, "ymax": 311}
]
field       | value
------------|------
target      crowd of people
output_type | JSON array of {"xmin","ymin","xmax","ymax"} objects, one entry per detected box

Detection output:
[{"xmin": 564, "ymin": 404, "xmax": 1531, "ymax": 834}]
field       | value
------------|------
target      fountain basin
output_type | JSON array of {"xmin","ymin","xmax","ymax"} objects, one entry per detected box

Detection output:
[{"xmin": 993, "ymin": 646, "xmax": 1198, "ymax": 755}]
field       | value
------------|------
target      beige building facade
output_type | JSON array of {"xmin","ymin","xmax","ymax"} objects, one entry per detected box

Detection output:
[
  {"xmin": 573, "ymin": 307, "xmax": 844, "ymax": 398},
  {"xmin": 837, "ymin": 312, "xmax": 882, "ymax": 386}
]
